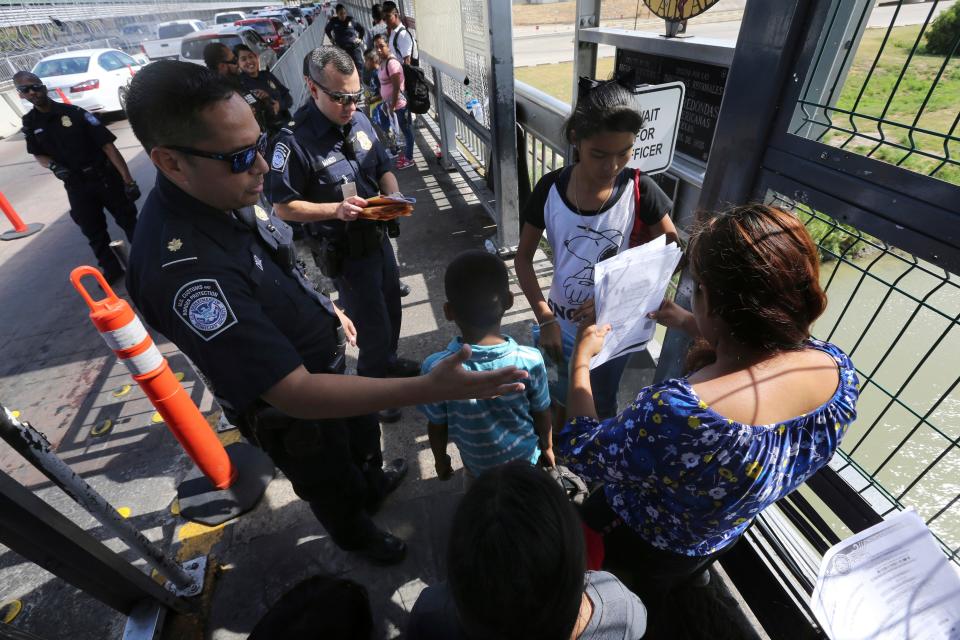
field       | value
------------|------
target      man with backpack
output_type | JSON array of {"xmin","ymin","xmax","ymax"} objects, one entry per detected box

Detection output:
[{"xmin": 382, "ymin": 1, "xmax": 413, "ymax": 64}]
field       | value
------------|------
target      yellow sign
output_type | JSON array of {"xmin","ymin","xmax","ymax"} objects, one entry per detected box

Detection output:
[{"xmin": 643, "ymin": 0, "xmax": 720, "ymax": 21}]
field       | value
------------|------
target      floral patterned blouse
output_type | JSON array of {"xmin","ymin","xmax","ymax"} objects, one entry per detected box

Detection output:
[{"xmin": 558, "ymin": 339, "xmax": 859, "ymax": 557}]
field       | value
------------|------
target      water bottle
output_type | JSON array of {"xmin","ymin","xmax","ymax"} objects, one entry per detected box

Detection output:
[{"xmin": 465, "ymin": 89, "xmax": 480, "ymax": 120}]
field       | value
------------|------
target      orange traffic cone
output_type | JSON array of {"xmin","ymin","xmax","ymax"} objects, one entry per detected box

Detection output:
[
  {"xmin": 0, "ymin": 191, "xmax": 43, "ymax": 241},
  {"xmin": 54, "ymin": 87, "xmax": 72, "ymax": 104},
  {"xmin": 70, "ymin": 266, "xmax": 273, "ymax": 525}
]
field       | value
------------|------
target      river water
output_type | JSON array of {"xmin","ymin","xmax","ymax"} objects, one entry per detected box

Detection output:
[{"xmin": 814, "ymin": 250, "xmax": 959, "ymax": 553}]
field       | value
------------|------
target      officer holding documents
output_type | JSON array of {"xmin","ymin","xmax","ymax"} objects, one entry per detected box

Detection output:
[
  {"xmin": 265, "ymin": 46, "xmax": 418, "ymax": 424},
  {"xmin": 124, "ymin": 61, "xmax": 527, "ymax": 565}
]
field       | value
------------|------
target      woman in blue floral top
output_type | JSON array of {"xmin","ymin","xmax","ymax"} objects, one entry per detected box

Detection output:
[{"xmin": 558, "ymin": 204, "xmax": 859, "ymax": 631}]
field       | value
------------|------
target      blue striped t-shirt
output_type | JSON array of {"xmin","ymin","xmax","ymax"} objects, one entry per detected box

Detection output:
[{"xmin": 418, "ymin": 336, "xmax": 552, "ymax": 476}]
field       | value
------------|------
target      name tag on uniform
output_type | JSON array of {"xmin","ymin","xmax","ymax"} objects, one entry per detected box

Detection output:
[{"xmin": 321, "ymin": 155, "xmax": 337, "ymax": 168}]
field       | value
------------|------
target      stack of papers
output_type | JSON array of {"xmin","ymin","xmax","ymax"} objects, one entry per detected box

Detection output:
[
  {"xmin": 591, "ymin": 237, "xmax": 683, "ymax": 369},
  {"xmin": 811, "ymin": 509, "xmax": 960, "ymax": 640}
]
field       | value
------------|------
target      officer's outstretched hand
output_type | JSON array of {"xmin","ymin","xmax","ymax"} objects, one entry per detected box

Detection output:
[
  {"xmin": 336, "ymin": 196, "xmax": 367, "ymax": 222},
  {"xmin": 428, "ymin": 344, "xmax": 528, "ymax": 400}
]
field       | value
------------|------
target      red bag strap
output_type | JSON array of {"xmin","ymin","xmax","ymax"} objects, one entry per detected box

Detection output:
[{"xmin": 629, "ymin": 168, "xmax": 647, "ymax": 247}]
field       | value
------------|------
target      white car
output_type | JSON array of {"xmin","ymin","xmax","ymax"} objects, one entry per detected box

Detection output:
[
  {"xmin": 27, "ymin": 48, "xmax": 143, "ymax": 113},
  {"xmin": 214, "ymin": 11, "xmax": 247, "ymax": 24}
]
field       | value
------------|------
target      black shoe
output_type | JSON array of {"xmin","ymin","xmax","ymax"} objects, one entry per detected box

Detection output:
[
  {"xmin": 399, "ymin": 282, "xmax": 411, "ymax": 297},
  {"xmin": 378, "ymin": 408, "xmax": 402, "ymax": 423},
  {"xmin": 355, "ymin": 528, "xmax": 407, "ymax": 565},
  {"xmin": 382, "ymin": 457, "xmax": 408, "ymax": 496},
  {"xmin": 386, "ymin": 357, "xmax": 421, "ymax": 378}
]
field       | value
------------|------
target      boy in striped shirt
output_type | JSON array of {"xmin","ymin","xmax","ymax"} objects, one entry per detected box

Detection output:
[{"xmin": 419, "ymin": 251, "xmax": 554, "ymax": 481}]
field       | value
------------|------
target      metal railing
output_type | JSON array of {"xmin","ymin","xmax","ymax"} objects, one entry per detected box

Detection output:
[
  {"xmin": 765, "ymin": 192, "xmax": 960, "ymax": 568},
  {"xmin": 790, "ymin": 0, "xmax": 960, "ymax": 185},
  {"xmin": 269, "ymin": 17, "xmax": 327, "ymax": 112}
]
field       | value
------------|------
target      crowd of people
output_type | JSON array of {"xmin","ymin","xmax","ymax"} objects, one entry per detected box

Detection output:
[{"xmin": 13, "ymin": 9, "xmax": 861, "ymax": 636}]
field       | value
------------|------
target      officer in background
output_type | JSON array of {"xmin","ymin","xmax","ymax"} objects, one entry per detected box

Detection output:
[
  {"xmin": 236, "ymin": 44, "xmax": 292, "ymax": 135},
  {"xmin": 124, "ymin": 61, "xmax": 526, "ymax": 564},
  {"xmin": 15, "ymin": 70, "xmax": 139, "ymax": 282},
  {"xmin": 203, "ymin": 43, "xmax": 270, "ymax": 132},
  {"xmin": 324, "ymin": 4, "xmax": 366, "ymax": 72},
  {"xmin": 266, "ymin": 46, "xmax": 418, "ymax": 424}
]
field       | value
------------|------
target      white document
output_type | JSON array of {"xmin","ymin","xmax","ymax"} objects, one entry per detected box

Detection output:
[
  {"xmin": 811, "ymin": 509, "xmax": 960, "ymax": 640},
  {"xmin": 590, "ymin": 237, "xmax": 682, "ymax": 369}
]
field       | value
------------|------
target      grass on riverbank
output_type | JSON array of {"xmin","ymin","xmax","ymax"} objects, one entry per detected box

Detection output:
[{"xmin": 515, "ymin": 57, "xmax": 616, "ymax": 103}]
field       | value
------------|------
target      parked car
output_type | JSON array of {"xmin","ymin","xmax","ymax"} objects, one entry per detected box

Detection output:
[
  {"xmin": 214, "ymin": 11, "xmax": 247, "ymax": 25},
  {"xmin": 117, "ymin": 22, "xmax": 154, "ymax": 52},
  {"xmin": 180, "ymin": 26, "xmax": 278, "ymax": 70},
  {"xmin": 140, "ymin": 19, "xmax": 206, "ymax": 60},
  {"xmin": 235, "ymin": 18, "xmax": 295, "ymax": 56},
  {"xmin": 253, "ymin": 10, "xmax": 303, "ymax": 37},
  {"xmin": 26, "ymin": 48, "xmax": 143, "ymax": 113}
]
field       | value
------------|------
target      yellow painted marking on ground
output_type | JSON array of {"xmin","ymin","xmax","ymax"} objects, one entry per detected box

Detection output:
[
  {"xmin": 0, "ymin": 600, "xmax": 23, "ymax": 623},
  {"xmin": 112, "ymin": 384, "xmax": 132, "ymax": 398},
  {"xmin": 174, "ymin": 371, "xmax": 185, "ymax": 382},
  {"xmin": 218, "ymin": 429, "xmax": 242, "ymax": 446},
  {"xmin": 10, "ymin": 411, "xmax": 19, "ymax": 419},
  {"xmin": 90, "ymin": 418, "xmax": 113, "ymax": 437},
  {"xmin": 176, "ymin": 521, "xmax": 226, "ymax": 561},
  {"xmin": 117, "ymin": 506, "xmax": 132, "ymax": 518},
  {"xmin": 170, "ymin": 499, "xmax": 180, "ymax": 516},
  {"xmin": 151, "ymin": 412, "xmax": 164, "ymax": 424}
]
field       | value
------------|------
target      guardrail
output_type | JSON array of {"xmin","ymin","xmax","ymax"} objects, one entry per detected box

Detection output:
[{"xmin": 269, "ymin": 17, "xmax": 327, "ymax": 113}]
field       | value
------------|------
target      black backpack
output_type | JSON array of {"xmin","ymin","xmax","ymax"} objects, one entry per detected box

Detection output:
[{"xmin": 391, "ymin": 26, "xmax": 430, "ymax": 114}]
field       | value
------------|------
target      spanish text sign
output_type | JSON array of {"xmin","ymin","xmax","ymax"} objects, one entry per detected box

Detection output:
[{"xmin": 626, "ymin": 81, "xmax": 685, "ymax": 175}]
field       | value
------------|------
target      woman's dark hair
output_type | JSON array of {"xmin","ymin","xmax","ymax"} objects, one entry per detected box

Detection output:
[
  {"xmin": 686, "ymin": 204, "xmax": 827, "ymax": 369},
  {"xmin": 563, "ymin": 79, "xmax": 645, "ymax": 144},
  {"xmin": 371, "ymin": 3, "xmax": 383, "ymax": 21},
  {"xmin": 447, "ymin": 461, "xmax": 586, "ymax": 640}
]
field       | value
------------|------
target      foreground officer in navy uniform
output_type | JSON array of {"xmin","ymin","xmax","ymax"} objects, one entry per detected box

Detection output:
[
  {"xmin": 16, "ymin": 70, "xmax": 140, "ymax": 282},
  {"xmin": 266, "ymin": 46, "xmax": 418, "ymax": 423},
  {"xmin": 124, "ymin": 61, "xmax": 527, "ymax": 564}
]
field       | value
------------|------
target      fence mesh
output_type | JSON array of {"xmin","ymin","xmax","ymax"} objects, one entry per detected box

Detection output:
[
  {"xmin": 791, "ymin": 0, "xmax": 960, "ymax": 186},
  {"xmin": 766, "ymin": 191, "xmax": 960, "ymax": 565}
]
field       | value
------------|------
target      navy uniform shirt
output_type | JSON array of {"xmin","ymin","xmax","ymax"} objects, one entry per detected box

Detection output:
[
  {"xmin": 324, "ymin": 15, "xmax": 365, "ymax": 49},
  {"xmin": 127, "ymin": 174, "xmax": 341, "ymax": 415},
  {"xmin": 22, "ymin": 102, "xmax": 115, "ymax": 171},
  {"xmin": 264, "ymin": 101, "xmax": 391, "ymax": 237},
  {"xmin": 239, "ymin": 70, "xmax": 293, "ymax": 112}
]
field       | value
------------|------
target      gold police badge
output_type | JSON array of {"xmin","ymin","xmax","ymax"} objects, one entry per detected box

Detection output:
[
  {"xmin": 61, "ymin": 115, "xmax": 72, "ymax": 127},
  {"xmin": 355, "ymin": 130, "xmax": 372, "ymax": 151}
]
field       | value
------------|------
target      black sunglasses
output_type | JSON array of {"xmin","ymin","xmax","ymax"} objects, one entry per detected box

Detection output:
[
  {"xmin": 166, "ymin": 132, "xmax": 268, "ymax": 173},
  {"xmin": 223, "ymin": 57, "xmax": 239, "ymax": 66},
  {"xmin": 310, "ymin": 79, "xmax": 363, "ymax": 106},
  {"xmin": 16, "ymin": 83, "xmax": 44, "ymax": 94}
]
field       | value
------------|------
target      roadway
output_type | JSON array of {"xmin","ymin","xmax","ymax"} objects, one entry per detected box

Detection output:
[{"xmin": 513, "ymin": 0, "xmax": 958, "ymax": 67}]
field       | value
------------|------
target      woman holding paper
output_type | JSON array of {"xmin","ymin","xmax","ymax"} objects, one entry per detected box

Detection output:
[
  {"xmin": 557, "ymin": 204, "xmax": 859, "ymax": 631},
  {"xmin": 515, "ymin": 78, "xmax": 678, "ymax": 423}
]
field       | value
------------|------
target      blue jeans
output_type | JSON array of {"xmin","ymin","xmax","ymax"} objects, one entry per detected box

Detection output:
[
  {"xmin": 395, "ymin": 106, "xmax": 415, "ymax": 160},
  {"xmin": 532, "ymin": 324, "xmax": 629, "ymax": 420}
]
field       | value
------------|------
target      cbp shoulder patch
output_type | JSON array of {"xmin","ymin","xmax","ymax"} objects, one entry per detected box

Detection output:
[
  {"xmin": 173, "ymin": 279, "xmax": 238, "ymax": 341},
  {"xmin": 84, "ymin": 112, "xmax": 101, "ymax": 126},
  {"xmin": 271, "ymin": 142, "xmax": 290, "ymax": 172}
]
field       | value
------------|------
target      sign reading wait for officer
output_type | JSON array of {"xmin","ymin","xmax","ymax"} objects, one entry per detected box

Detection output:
[{"xmin": 625, "ymin": 81, "xmax": 685, "ymax": 175}]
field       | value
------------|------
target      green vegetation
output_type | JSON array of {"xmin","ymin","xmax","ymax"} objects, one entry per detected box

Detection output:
[
  {"xmin": 823, "ymin": 25, "xmax": 960, "ymax": 185},
  {"xmin": 924, "ymin": 2, "xmax": 960, "ymax": 55},
  {"xmin": 515, "ymin": 57, "xmax": 616, "ymax": 103}
]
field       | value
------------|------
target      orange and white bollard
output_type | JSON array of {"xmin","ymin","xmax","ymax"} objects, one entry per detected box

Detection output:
[
  {"xmin": 70, "ymin": 266, "xmax": 273, "ymax": 524},
  {"xmin": 0, "ymin": 191, "xmax": 43, "ymax": 241},
  {"xmin": 54, "ymin": 87, "xmax": 72, "ymax": 104}
]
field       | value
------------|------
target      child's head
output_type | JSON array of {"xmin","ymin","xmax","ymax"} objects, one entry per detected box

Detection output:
[
  {"xmin": 447, "ymin": 461, "xmax": 587, "ymax": 640},
  {"xmin": 563, "ymin": 79, "xmax": 644, "ymax": 186},
  {"xmin": 444, "ymin": 250, "xmax": 513, "ymax": 339},
  {"xmin": 363, "ymin": 47, "xmax": 379, "ymax": 70}
]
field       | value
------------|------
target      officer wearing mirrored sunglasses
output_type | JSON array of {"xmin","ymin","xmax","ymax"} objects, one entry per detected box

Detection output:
[
  {"xmin": 15, "ymin": 70, "xmax": 139, "ymax": 283},
  {"xmin": 266, "ymin": 46, "xmax": 420, "ymax": 425},
  {"xmin": 124, "ymin": 61, "xmax": 528, "ymax": 565}
]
